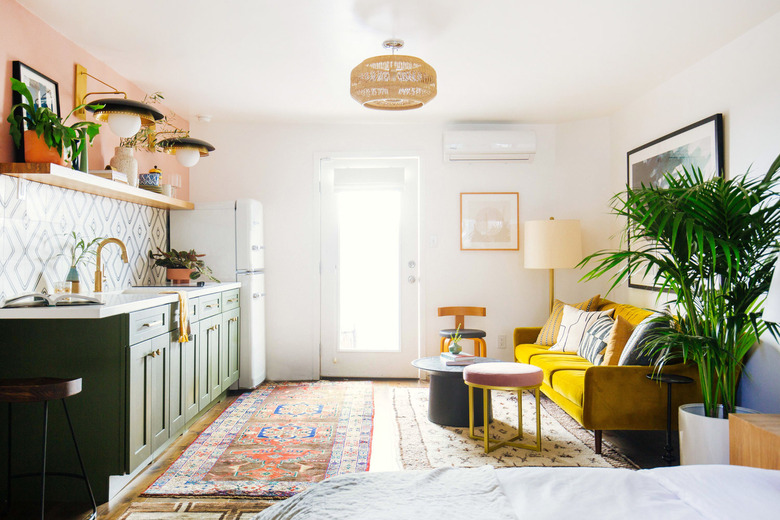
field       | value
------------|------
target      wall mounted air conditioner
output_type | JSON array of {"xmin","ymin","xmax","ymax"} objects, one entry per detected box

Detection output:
[{"xmin": 443, "ymin": 129, "xmax": 536, "ymax": 162}]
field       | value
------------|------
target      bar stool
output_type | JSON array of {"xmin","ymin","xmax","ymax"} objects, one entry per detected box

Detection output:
[
  {"xmin": 463, "ymin": 362, "xmax": 543, "ymax": 453},
  {"xmin": 438, "ymin": 306, "xmax": 487, "ymax": 357},
  {"xmin": 1, "ymin": 377, "xmax": 97, "ymax": 520}
]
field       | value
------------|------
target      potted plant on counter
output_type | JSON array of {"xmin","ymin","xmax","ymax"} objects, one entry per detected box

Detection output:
[
  {"xmin": 7, "ymin": 78, "xmax": 102, "ymax": 167},
  {"xmin": 149, "ymin": 248, "xmax": 219, "ymax": 283},
  {"xmin": 66, "ymin": 232, "xmax": 103, "ymax": 293},
  {"xmin": 579, "ymin": 154, "xmax": 780, "ymax": 464}
]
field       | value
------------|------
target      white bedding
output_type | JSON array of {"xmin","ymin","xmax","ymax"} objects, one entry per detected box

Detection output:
[{"xmin": 255, "ymin": 464, "xmax": 780, "ymax": 520}]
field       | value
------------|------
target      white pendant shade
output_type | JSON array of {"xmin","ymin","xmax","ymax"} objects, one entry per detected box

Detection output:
[
  {"xmin": 175, "ymin": 148, "xmax": 200, "ymax": 167},
  {"xmin": 107, "ymin": 113, "xmax": 142, "ymax": 138},
  {"xmin": 524, "ymin": 219, "xmax": 583, "ymax": 269}
]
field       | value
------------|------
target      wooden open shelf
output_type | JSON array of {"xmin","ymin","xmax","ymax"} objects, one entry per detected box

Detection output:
[{"xmin": 0, "ymin": 163, "xmax": 194, "ymax": 210}]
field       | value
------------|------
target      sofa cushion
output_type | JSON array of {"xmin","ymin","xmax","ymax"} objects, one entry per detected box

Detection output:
[
  {"xmin": 515, "ymin": 344, "xmax": 555, "ymax": 363},
  {"xmin": 602, "ymin": 315, "xmax": 635, "ymax": 365},
  {"xmin": 618, "ymin": 313, "xmax": 667, "ymax": 366},
  {"xmin": 550, "ymin": 305, "xmax": 615, "ymax": 352},
  {"xmin": 527, "ymin": 353, "xmax": 593, "ymax": 386},
  {"xmin": 534, "ymin": 295, "xmax": 601, "ymax": 346},
  {"xmin": 550, "ymin": 369, "xmax": 586, "ymax": 407},
  {"xmin": 577, "ymin": 315, "xmax": 614, "ymax": 364},
  {"xmin": 597, "ymin": 300, "xmax": 652, "ymax": 327}
]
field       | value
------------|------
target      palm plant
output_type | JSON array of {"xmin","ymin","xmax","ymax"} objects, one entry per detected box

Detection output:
[{"xmin": 579, "ymin": 153, "xmax": 780, "ymax": 418}]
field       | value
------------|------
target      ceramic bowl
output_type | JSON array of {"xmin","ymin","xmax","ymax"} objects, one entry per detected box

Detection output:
[{"xmin": 139, "ymin": 172, "xmax": 161, "ymax": 186}]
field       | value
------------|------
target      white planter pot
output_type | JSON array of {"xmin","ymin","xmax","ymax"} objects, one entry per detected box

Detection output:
[
  {"xmin": 678, "ymin": 403, "xmax": 757, "ymax": 465},
  {"xmin": 110, "ymin": 146, "xmax": 139, "ymax": 187}
]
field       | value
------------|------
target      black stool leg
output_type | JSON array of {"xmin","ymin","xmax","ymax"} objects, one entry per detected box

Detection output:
[
  {"xmin": 61, "ymin": 400, "xmax": 97, "ymax": 519},
  {"xmin": 40, "ymin": 400, "xmax": 49, "ymax": 520},
  {"xmin": 4, "ymin": 403, "xmax": 11, "ymax": 515}
]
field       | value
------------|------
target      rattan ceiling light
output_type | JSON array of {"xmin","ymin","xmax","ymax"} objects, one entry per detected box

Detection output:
[{"xmin": 350, "ymin": 39, "xmax": 437, "ymax": 111}]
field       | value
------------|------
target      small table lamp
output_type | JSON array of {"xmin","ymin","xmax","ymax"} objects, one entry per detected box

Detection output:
[{"xmin": 524, "ymin": 218, "xmax": 583, "ymax": 313}]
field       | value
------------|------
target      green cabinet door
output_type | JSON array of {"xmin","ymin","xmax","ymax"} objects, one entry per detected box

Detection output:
[
  {"xmin": 183, "ymin": 326, "xmax": 200, "ymax": 422},
  {"xmin": 128, "ymin": 339, "xmax": 153, "ymax": 472},
  {"xmin": 150, "ymin": 334, "xmax": 170, "ymax": 452},
  {"xmin": 199, "ymin": 316, "xmax": 222, "ymax": 409},
  {"xmin": 223, "ymin": 308, "xmax": 240, "ymax": 387},
  {"xmin": 169, "ymin": 331, "xmax": 186, "ymax": 435}
]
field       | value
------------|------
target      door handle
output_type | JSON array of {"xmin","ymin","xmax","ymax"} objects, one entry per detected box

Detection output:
[{"xmin": 408, "ymin": 275, "xmax": 416, "ymax": 284}]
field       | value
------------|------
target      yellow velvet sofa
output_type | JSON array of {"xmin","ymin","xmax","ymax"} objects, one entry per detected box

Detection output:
[{"xmin": 513, "ymin": 299, "xmax": 701, "ymax": 454}]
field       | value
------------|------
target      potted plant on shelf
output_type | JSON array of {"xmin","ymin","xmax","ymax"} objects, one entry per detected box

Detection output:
[
  {"xmin": 7, "ymin": 78, "xmax": 102, "ymax": 167},
  {"xmin": 66, "ymin": 232, "xmax": 103, "ymax": 293},
  {"xmin": 149, "ymin": 248, "xmax": 219, "ymax": 283},
  {"xmin": 579, "ymin": 154, "xmax": 780, "ymax": 464}
]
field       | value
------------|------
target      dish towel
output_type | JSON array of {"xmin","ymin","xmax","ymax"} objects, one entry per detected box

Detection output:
[{"xmin": 162, "ymin": 291, "xmax": 190, "ymax": 342}]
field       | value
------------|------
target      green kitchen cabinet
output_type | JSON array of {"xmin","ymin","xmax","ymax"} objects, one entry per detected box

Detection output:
[
  {"xmin": 182, "ymin": 326, "xmax": 200, "ymax": 423},
  {"xmin": 223, "ymin": 308, "xmax": 240, "ymax": 388},
  {"xmin": 198, "ymin": 315, "xmax": 223, "ymax": 409}
]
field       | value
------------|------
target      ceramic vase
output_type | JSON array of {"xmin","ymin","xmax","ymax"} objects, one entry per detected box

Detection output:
[
  {"xmin": 678, "ymin": 403, "xmax": 757, "ymax": 465},
  {"xmin": 449, "ymin": 342, "xmax": 462, "ymax": 355},
  {"xmin": 110, "ymin": 146, "xmax": 138, "ymax": 187},
  {"xmin": 66, "ymin": 265, "xmax": 80, "ymax": 293}
]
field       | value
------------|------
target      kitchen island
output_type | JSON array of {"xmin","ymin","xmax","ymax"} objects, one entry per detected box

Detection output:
[{"xmin": 0, "ymin": 282, "xmax": 241, "ymax": 503}]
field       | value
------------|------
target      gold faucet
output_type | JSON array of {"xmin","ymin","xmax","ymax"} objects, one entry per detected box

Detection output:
[{"xmin": 94, "ymin": 238, "xmax": 129, "ymax": 292}]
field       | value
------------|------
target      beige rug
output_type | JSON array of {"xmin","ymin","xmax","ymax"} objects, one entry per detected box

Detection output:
[
  {"xmin": 394, "ymin": 387, "xmax": 637, "ymax": 469},
  {"xmin": 118, "ymin": 498, "xmax": 275, "ymax": 519}
]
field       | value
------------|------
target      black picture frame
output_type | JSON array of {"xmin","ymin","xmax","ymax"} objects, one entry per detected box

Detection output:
[
  {"xmin": 626, "ymin": 114, "xmax": 725, "ymax": 291},
  {"xmin": 11, "ymin": 61, "xmax": 62, "ymax": 163}
]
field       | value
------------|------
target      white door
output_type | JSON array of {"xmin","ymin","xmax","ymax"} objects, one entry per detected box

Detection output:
[{"xmin": 320, "ymin": 157, "xmax": 419, "ymax": 378}]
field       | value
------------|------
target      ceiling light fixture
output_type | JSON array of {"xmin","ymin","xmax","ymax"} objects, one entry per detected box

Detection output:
[
  {"xmin": 158, "ymin": 137, "xmax": 215, "ymax": 167},
  {"xmin": 350, "ymin": 39, "xmax": 437, "ymax": 110},
  {"xmin": 74, "ymin": 64, "xmax": 164, "ymax": 138}
]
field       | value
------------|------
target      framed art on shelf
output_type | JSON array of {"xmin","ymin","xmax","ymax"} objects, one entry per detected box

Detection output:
[
  {"xmin": 11, "ymin": 60, "xmax": 62, "ymax": 163},
  {"xmin": 626, "ymin": 113, "xmax": 724, "ymax": 290},
  {"xmin": 460, "ymin": 192, "xmax": 519, "ymax": 251}
]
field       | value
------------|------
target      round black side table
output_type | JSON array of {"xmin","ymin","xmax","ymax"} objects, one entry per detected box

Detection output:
[
  {"xmin": 646, "ymin": 373, "xmax": 694, "ymax": 464},
  {"xmin": 412, "ymin": 356, "xmax": 502, "ymax": 427}
]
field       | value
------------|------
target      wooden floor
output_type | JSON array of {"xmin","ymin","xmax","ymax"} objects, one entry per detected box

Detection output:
[
  {"xmin": 4, "ymin": 378, "xmax": 668, "ymax": 519},
  {"xmin": 3, "ymin": 379, "xmax": 426, "ymax": 519}
]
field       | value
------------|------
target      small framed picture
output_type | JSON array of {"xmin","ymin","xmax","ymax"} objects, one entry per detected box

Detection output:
[
  {"xmin": 460, "ymin": 192, "xmax": 519, "ymax": 250},
  {"xmin": 11, "ymin": 61, "xmax": 61, "ymax": 162},
  {"xmin": 626, "ymin": 114, "xmax": 724, "ymax": 290}
]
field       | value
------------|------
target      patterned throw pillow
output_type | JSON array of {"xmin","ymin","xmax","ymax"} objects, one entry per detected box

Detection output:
[
  {"xmin": 577, "ymin": 315, "xmax": 615, "ymax": 364},
  {"xmin": 601, "ymin": 315, "xmax": 635, "ymax": 365},
  {"xmin": 534, "ymin": 295, "xmax": 601, "ymax": 346},
  {"xmin": 549, "ymin": 305, "xmax": 615, "ymax": 352},
  {"xmin": 618, "ymin": 313, "xmax": 667, "ymax": 366}
]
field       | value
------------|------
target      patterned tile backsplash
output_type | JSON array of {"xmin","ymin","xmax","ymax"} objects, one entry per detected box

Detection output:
[{"xmin": 0, "ymin": 175, "xmax": 167, "ymax": 299}]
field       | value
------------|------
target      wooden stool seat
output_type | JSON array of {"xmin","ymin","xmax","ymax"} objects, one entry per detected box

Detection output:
[
  {"xmin": 463, "ymin": 362, "xmax": 543, "ymax": 453},
  {"xmin": 438, "ymin": 306, "xmax": 487, "ymax": 357},
  {"xmin": 2, "ymin": 377, "xmax": 96, "ymax": 519},
  {"xmin": 0, "ymin": 377, "xmax": 82, "ymax": 403}
]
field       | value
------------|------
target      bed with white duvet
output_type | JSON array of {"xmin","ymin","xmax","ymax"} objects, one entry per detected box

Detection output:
[{"xmin": 254, "ymin": 464, "xmax": 780, "ymax": 520}]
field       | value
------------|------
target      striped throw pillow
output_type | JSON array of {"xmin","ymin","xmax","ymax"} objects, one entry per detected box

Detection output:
[
  {"xmin": 550, "ymin": 305, "xmax": 615, "ymax": 352},
  {"xmin": 578, "ymin": 315, "xmax": 615, "ymax": 365},
  {"xmin": 534, "ymin": 295, "xmax": 601, "ymax": 346},
  {"xmin": 618, "ymin": 313, "xmax": 667, "ymax": 366}
]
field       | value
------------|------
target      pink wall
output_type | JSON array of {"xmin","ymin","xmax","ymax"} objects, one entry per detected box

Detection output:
[{"xmin": 0, "ymin": 0, "xmax": 190, "ymax": 199}]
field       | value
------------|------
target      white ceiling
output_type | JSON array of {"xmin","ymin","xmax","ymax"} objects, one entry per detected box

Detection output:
[{"xmin": 17, "ymin": 0, "xmax": 780, "ymax": 124}]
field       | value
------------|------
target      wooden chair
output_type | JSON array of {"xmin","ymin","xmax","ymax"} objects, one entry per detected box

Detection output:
[
  {"xmin": 438, "ymin": 306, "xmax": 487, "ymax": 357},
  {"xmin": 0, "ymin": 377, "xmax": 97, "ymax": 520}
]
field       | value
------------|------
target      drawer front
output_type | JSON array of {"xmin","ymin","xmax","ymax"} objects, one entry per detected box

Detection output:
[
  {"xmin": 199, "ymin": 293, "xmax": 223, "ymax": 319},
  {"xmin": 173, "ymin": 297, "xmax": 199, "ymax": 325},
  {"xmin": 129, "ymin": 305, "xmax": 172, "ymax": 345},
  {"xmin": 222, "ymin": 289, "xmax": 240, "ymax": 311}
]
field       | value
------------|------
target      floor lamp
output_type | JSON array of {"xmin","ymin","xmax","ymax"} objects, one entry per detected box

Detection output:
[{"xmin": 524, "ymin": 218, "xmax": 583, "ymax": 314}]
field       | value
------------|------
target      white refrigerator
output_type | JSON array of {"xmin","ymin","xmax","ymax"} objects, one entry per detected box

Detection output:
[{"xmin": 170, "ymin": 199, "xmax": 266, "ymax": 389}]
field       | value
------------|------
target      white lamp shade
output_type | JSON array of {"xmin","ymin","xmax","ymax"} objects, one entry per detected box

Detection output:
[
  {"xmin": 175, "ymin": 148, "xmax": 201, "ymax": 167},
  {"xmin": 107, "ymin": 113, "xmax": 142, "ymax": 138},
  {"xmin": 524, "ymin": 219, "xmax": 583, "ymax": 269},
  {"xmin": 763, "ymin": 256, "xmax": 780, "ymax": 323}
]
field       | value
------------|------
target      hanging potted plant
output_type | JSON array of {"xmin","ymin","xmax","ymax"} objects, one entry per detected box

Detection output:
[
  {"xmin": 149, "ymin": 248, "xmax": 219, "ymax": 284},
  {"xmin": 579, "ymin": 154, "xmax": 780, "ymax": 464},
  {"xmin": 7, "ymin": 78, "xmax": 102, "ymax": 166}
]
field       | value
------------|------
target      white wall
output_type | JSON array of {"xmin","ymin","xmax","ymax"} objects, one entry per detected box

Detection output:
[
  {"xmin": 188, "ymin": 119, "xmax": 614, "ymax": 380},
  {"xmin": 608, "ymin": 12, "xmax": 780, "ymax": 411}
]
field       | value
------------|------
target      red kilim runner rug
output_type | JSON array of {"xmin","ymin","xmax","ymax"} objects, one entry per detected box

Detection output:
[{"xmin": 143, "ymin": 380, "xmax": 374, "ymax": 498}]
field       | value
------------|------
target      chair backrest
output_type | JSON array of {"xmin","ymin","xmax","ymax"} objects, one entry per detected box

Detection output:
[{"xmin": 438, "ymin": 306, "xmax": 486, "ymax": 330}]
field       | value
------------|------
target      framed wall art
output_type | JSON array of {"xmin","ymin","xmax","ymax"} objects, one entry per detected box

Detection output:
[
  {"xmin": 626, "ymin": 113, "xmax": 724, "ymax": 290},
  {"xmin": 11, "ymin": 61, "xmax": 62, "ymax": 162},
  {"xmin": 460, "ymin": 192, "xmax": 519, "ymax": 251}
]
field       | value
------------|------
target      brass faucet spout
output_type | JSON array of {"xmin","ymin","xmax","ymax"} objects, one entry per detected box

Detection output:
[{"xmin": 94, "ymin": 238, "xmax": 129, "ymax": 292}]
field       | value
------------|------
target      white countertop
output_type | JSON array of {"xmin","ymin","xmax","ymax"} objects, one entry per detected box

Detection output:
[{"xmin": 0, "ymin": 282, "xmax": 241, "ymax": 319}]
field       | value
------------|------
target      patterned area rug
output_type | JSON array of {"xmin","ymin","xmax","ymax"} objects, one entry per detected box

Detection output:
[
  {"xmin": 394, "ymin": 388, "xmax": 637, "ymax": 469},
  {"xmin": 119, "ymin": 498, "xmax": 274, "ymax": 519},
  {"xmin": 143, "ymin": 381, "xmax": 374, "ymax": 498}
]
